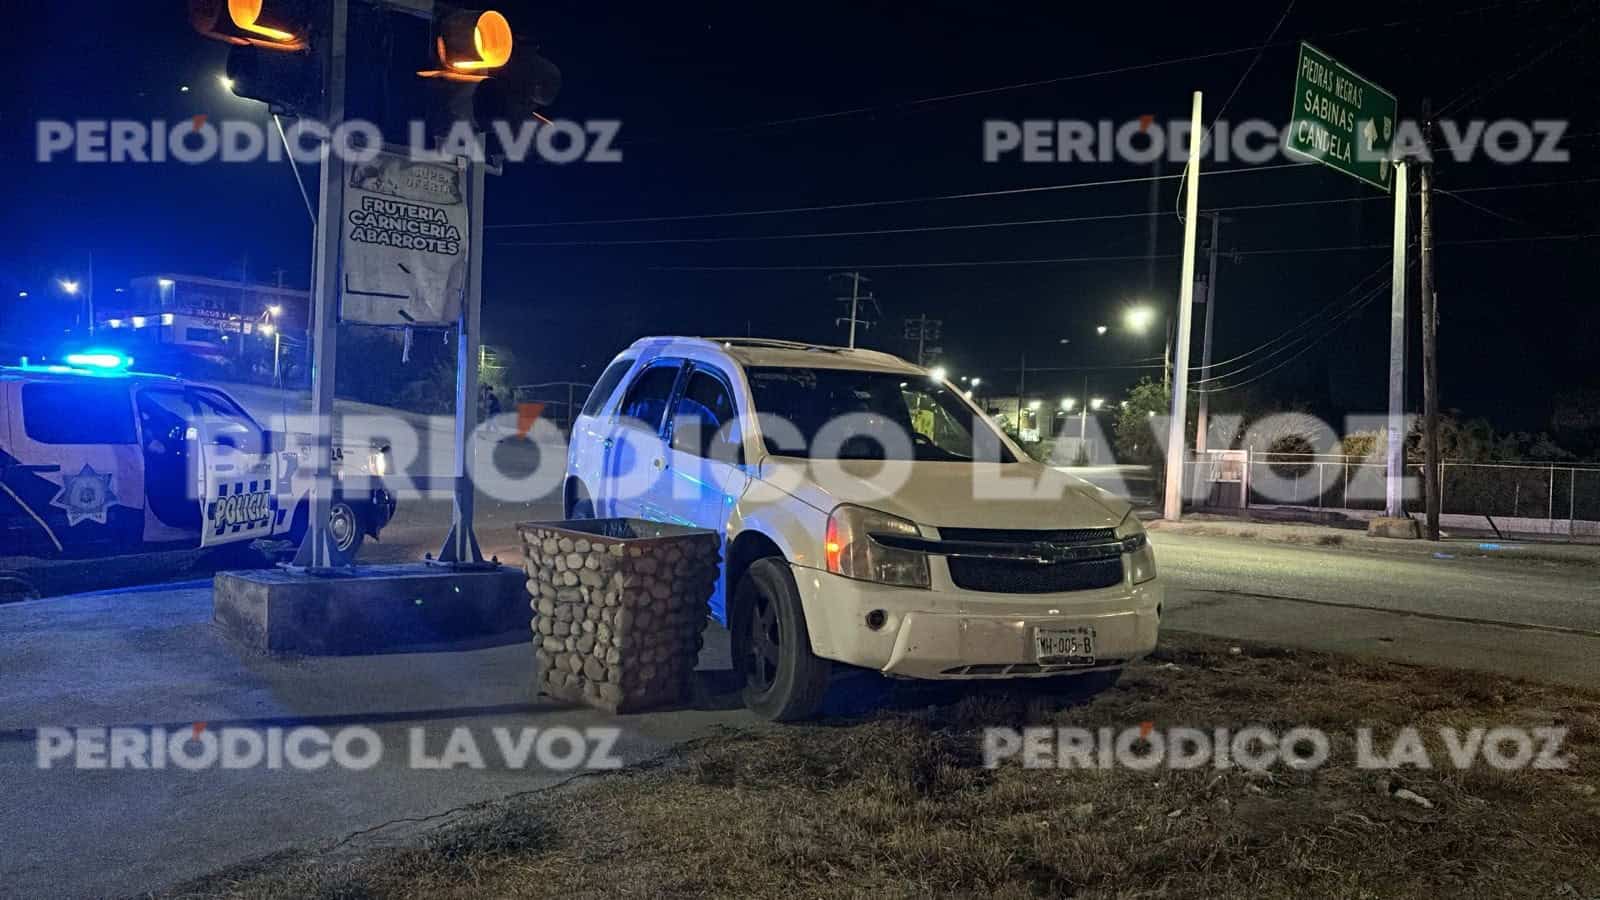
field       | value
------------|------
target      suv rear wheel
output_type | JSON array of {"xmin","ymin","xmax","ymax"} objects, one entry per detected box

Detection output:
[{"xmin": 730, "ymin": 558, "xmax": 830, "ymax": 721}]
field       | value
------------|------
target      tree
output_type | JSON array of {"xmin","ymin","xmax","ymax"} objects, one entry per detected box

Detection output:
[{"xmin": 1114, "ymin": 378, "xmax": 1171, "ymax": 490}]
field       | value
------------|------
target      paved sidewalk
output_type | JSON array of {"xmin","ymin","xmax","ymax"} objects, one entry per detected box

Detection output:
[{"xmin": 1148, "ymin": 514, "xmax": 1600, "ymax": 568}]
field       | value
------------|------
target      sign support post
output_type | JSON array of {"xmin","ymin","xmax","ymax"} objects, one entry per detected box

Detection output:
[
  {"xmin": 1385, "ymin": 161, "xmax": 1409, "ymax": 518},
  {"xmin": 292, "ymin": 0, "xmax": 353, "ymax": 571}
]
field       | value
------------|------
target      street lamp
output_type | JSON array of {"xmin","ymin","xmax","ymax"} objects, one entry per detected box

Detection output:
[
  {"xmin": 1096, "ymin": 325, "xmax": 1108, "ymax": 336},
  {"xmin": 969, "ymin": 377, "xmax": 981, "ymax": 388},
  {"xmin": 1090, "ymin": 397, "xmax": 1106, "ymax": 410},
  {"xmin": 1060, "ymin": 397, "xmax": 1076, "ymax": 411},
  {"xmin": 261, "ymin": 306, "xmax": 283, "ymax": 384},
  {"xmin": 1123, "ymin": 306, "xmax": 1156, "ymax": 333},
  {"xmin": 930, "ymin": 366, "xmax": 949, "ymax": 382},
  {"xmin": 58, "ymin": 279, "xmax": 80, "ymax": 295}
]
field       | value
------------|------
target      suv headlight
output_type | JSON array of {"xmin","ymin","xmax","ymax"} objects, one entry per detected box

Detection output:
[
  {"xmin": 825, "ymin": 505, "xmax": 931, "ymax": 589},
  {"xmin": 1117, "ymin": 514, "xmax": 1157, "ymax": 584}
]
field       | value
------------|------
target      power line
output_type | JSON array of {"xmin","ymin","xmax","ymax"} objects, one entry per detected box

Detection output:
[
  {"xmin": 499, "ymin": 195, "xmax": 1381, "ymax": 248},
  {"xmin": 650, "ymin": 233, "xmax": 1597, "ymax": 273},
  {"xmin": 497, "ymin": 176, "xmax": 1600, "ymax": 248},
  {"xmin": 1196, "ymin": 278, "xmax": 1398, "ymax": 393},
  {"xmin": 1436, "ymin": 6, "xmax": 1600, "ymax": 116},
  {"xmin": 489, "ymin": 162, "xmax": 1312, "ymax": 230},
  {"xmin": 1189, "ymin": 255, "xmax": 1397, "ymax": 375},
  {"xmin": 631, "ymin": 0, "xmax": 1563, "ymax": 142}
]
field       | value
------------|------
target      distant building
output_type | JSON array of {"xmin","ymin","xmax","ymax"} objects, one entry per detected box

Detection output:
[{"xmin": 95, "ymin": 274, "xmax": 306, "ymax": 363}]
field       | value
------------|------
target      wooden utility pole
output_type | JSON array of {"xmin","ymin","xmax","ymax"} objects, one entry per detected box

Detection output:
[{"xmin": 1419, "ymin": 98, "xmax": 1441, "ymax": 541}]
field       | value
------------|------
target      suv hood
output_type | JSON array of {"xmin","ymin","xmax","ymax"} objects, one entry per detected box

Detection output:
[{"xmin": 759, "ymin": 458, "xmax": 1132, "ymax": 531}]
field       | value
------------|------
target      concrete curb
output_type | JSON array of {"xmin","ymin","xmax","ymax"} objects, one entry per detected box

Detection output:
[{"xmin": 1147, "ymin": 517, "xmax": 1600, "ymax": 569}]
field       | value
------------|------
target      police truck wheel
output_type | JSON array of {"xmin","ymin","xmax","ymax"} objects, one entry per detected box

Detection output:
[
  {"xmin": 327, "ymin": 501, "xmax": 365, "ymax": 557},
  {"xmin": 730, "ymin": 558, "xmax": 830, "ymax": 721}
]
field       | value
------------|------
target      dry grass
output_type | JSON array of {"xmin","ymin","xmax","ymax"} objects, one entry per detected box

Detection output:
[{"xmin": 162, "ymin": 634, "xmax": 1600, "ymax": 900}]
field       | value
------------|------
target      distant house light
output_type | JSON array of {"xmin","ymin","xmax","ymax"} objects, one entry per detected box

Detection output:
[
  {"xmin": 157, "ymin": 278, "xmax": 175, "ymax": 288},
  {"xmin": 131, "ymin": 316, "xmax": 147, "ymax": 328},
  {"xmin": 108, "ymin": 319, "xmax": 123, "ymax": 329},
  {"xmin": 160, "ymin": 313, "xmax": 175, "ymax": 325}
]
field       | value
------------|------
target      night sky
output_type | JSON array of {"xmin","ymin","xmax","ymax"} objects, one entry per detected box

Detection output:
[{"xmin": 2, "ymin": 0, "xmax": 1596, "ymax": 431}]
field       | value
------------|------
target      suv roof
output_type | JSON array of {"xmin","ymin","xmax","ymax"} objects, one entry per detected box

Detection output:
[{"xmin": 625, "ymin": 336, "xmax": 923, "ymax": 375}]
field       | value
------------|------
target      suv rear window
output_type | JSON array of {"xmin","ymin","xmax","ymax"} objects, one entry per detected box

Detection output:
[
  {"xmin": 21, "ymin": 383, "xmax": 137, "ymax": 445},
  {"xmin": 581, "ymin": 358, "xmax": 635, "ymax": 417}
]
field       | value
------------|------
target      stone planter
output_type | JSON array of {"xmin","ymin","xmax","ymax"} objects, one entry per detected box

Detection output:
[{"xmin": 519, "ymin": 519, "xmax": 720, "ymax": 713}]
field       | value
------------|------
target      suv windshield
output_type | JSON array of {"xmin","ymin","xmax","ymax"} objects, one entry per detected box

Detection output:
[{"xmin": 746, "ymin": 366, "xmax": 1015, "ymax": 463}]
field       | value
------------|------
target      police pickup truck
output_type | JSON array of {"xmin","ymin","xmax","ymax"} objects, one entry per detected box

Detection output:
[{"xmin": 0, "ymin": 359, "xmax": 394, "ymax": 560}]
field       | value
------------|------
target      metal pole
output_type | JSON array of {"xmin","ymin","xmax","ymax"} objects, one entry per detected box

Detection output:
[
  {"xmin": 293, "ymin": 0, "xmax": 349, "ymax": 570},
  {"xmin": 1195, "ymin": 214, "xmax": 1220, "ymax": 453},
  {"xmin": 1385, "ymin": 160, "xmax": 1409, "ymax": 518},
  {"xmin": 847, "ymin": 272, "xmax": 860, "ymax": 350},
  {"xmin": 1570, "ymin": 468, "xmax": 1577, "ymax": 542},
  {"xmin": 1162, "ymin": 90, "xmax": 1202, "ymax": 522},
  {"xmin": 438, "ymin": 151, "xmax": 488, "ymax": 566},
  {"xmin": 1419, "ymin": 100, "xmax": 1441, "ymax": 540}
]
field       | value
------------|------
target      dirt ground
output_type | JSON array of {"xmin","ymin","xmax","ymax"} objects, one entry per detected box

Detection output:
[{"xmin": 163, "ymin": 633, "xmax": 1600, "ymax": 899}]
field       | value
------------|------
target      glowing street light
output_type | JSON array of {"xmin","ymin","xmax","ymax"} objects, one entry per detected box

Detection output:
[
  {"xmin": 1027, "ymin": 399, "xmax": 1042, "ymax": 411},
  {"xmin": 259, "ymin": 322, "xmax": 276, "ymax": 337},
  {"xmin": 266, "ymin": 304, "xmax": 282, "ymax": 317},
  {"xmin": 1090, "ymin": 397, "xmax": 1106, "ymax": 411},
  {"xmin": 1124, "ymin": 306, "xmax": 1156, "ymax": 333},
  {"xmin": 930, "ymin": 366, "xmax": 949, "ymax": 382},
  {"xmin": 1060, "ymin": 397, "xmax": 1077, "ymax": 411},
  {"xmin": 58, "ymin": 279, "xmax": 80, "ymax": 295},
  {"xmin": 970, "ymin": 377, "xmax": 981, "ymax": 388},
  {"xmin": 1096, "ymin": 325, "xmax": 1109, "ymax": 336},
  {"xmin": 17, "ymin": 291, "xmax": 27, "ymax": 298},
  {"xmin": 157, "ymin": 278, "xmax": 175, "ymax": 288}
]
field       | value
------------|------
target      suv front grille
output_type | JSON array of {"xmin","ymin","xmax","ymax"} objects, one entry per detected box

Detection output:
[{"xmin": 937, "ymin": 526, "xmax": 1125, "ymax": 594}]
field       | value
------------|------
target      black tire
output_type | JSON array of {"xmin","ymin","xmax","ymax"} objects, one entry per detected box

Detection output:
[
  {"xmin": 566, "ymin": 481, "xmax": 595, "ymax": 519},
  {"xmin": 729, "ymin": 558, "xmax": 830, "ymax": 721},
  {"xmin": 326, "ymin": 500, "xmax": 366, "ymax": 558}
]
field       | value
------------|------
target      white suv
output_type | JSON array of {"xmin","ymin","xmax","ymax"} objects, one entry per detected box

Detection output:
[{"xmin": 565, "ymin": 337, "xmax": 1161, "ymax": 720}]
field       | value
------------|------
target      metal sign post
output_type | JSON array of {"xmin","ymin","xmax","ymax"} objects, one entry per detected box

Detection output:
[
  {"xmin": 435, "ymin": 148, "xmax": 491, "ymax": 568},
  {"xmin": 1385, "ymin": 161, "xmax": 1409, "ymax": 517},
  {"xmin": 292, "ymin": 0, "xmax": 353, "ymax": 571}
]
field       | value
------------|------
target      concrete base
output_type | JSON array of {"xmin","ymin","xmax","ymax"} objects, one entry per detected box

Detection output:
[
  {"xmin": 214, "ymin": 563, "xmax": 528, "ymax": 656},
  {"xmin": 1367, "ymin": 516, "xmax": 1423, "ymax": 540}
]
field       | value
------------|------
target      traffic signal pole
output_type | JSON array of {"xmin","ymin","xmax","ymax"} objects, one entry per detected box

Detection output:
[
  {"xmin": 1162, "ymin": 91, "xmax": 1203, "ymax": 522},
  {"xmin": 437, "ymin": 152, "xmax": 490, "ymax": 567},
  {"xmin": 293, "ymin": 0, "xmax": 352, "ymax": 571}
]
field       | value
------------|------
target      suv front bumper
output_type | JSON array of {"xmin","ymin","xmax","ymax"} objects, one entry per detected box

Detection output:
[{"xmin": 790, "ymin": 566, "xmax": 1161, "ymax": 679}]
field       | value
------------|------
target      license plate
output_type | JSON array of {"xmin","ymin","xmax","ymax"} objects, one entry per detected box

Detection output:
[{"xmin": 1035, "ymin": 626, "xmax": 1096, "ymax": 665}]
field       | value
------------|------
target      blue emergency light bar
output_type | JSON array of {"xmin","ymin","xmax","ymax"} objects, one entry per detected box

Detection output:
[{"xmin": 62, "ymin": 350, "xmax": 134, "ymax": 371}]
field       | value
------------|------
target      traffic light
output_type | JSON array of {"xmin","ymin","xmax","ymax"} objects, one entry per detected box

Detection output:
[
  {"xmin": 189, "ymin": 0, "xmax": 322, "ymax": 116},
  {"xmin": 418, "ymin": 6, "xmax": 562, "ymax": 141},
  {"xmin": 188, "ymin": 0, "xmax": 308, "ymax": 49}
]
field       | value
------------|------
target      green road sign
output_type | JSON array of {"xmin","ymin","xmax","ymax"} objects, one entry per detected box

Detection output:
[{"xmin": 1286, "ymin": 42, "xmax": 1398, "ymax": 192}]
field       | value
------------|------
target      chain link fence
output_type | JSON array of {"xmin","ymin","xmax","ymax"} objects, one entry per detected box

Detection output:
[{"xmin": 1186, "ymin": 453, "xmax": 1600, "ymax": 541}]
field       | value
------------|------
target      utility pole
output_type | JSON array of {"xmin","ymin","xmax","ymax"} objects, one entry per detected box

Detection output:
[
  {"xmin": 1016, "ymin": 352, "xmax": 1027, "ymax": 434},
  {"xmin": 1194, "ymin": 214, "xmax": 1222, "ymax": 453},
  {"xmin": 1162, "ymin": 90, "xmax": 1203, "ymax": 522},
  {"xmin": 1419, "ymin": 98, "xmax": 1441, "ymax": 541},
  {"xmin": 904, "ymin": 313, "xmax": 942, "ymax": 366},
  {"xmin": 1078, "ymin": 374, "xmax": 1090, "ymax": 462},
  {"xmin": 832, "ymin": 271, "xmax": 873, "ymax": 348},
  {"xmin": 1385, "ymin": 161, "xmax": 1409, "ymax": 518}
]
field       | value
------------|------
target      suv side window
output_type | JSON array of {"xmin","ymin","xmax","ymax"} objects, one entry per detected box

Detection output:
[
  {"xmin": 615, "ymin": 361, "xmax": 683, "ymax": 434},
  {"xmin": 21, "ymin": 383, "xmax": 137, "ymax": 445},
  {"xmin": 670, "ymin": 369, "xmax": 741, "ymax": 460},
  {"xmin": 582, "ymin": 358, "xmax": 635, "ymax": 417}
]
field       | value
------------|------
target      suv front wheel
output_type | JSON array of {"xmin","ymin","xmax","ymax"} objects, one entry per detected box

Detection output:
[{"xmin": 730, "ymin": 558, "xmax": 831, "ymax": 721}]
